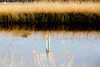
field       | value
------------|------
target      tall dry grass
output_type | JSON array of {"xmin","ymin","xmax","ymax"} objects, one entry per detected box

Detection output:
[
  {"xmin": 0, "ymin": 2, "xmax": 100, "ymax": 24},
  {"xmin": 0, "ymin": 2, "xmax": 100, "ymax": 14}
]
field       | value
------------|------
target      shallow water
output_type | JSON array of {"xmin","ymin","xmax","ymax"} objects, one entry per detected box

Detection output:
[{"xmin": 0, "ymin": 31, "xmax": 100, "ymax": 67}]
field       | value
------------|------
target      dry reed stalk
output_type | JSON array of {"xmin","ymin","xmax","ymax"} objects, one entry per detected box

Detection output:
[
  {"xmin": 0, "ymin": 46, "xmax": 2, "ymax": 64},
  {"xmin": 65, "ymin": 50, "xmax": 69, "ymax": 57},
  {"xmin": 36, "ymin": 54, "xmax": 41, "ymax": 67},
  {"xmin": 65, "ymin": 50, "xmax": 69, "ymax": 54},
  {"xmin": 67, "ymin": 56, "xmax": 75, "ymax": 67},
  {"xmin": 20, "ymin": 56, "xmax": 23, "ymax": 67},
  {"xmin": 61, "ymin": 64, "xmax": 64, "ymax": 67},
  {"xmin": 32, "ymin": 50, "xmax": 36, "ymax": 55},
  {"xmin": 90, "ymin": 63, "xmax": 95, "ymax": 67},
  {"xmin": 2, "ymin": 56, "xmax": 6, "ymax": 67},
  {"xmin": 28, "ymin": 61, "xmax": 32, "ymax": 67},
  {"xmin": 10, "ymin": 42, "xmax": 11, "ymax": 46},
  {"xmin": 51, "ymin": 55, "xmax": 56, "ymax": 67},
  {"xmin": 11, "ymin": 56, "xmax": 13, "ymax": 67},
  {"xmin": 49, "ymin": 50, "xmax": 52, "ymax": 56}
]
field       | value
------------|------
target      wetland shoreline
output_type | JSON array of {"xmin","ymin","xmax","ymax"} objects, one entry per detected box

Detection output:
[{"xmin": 0, "ymin": 2, "xmax": 100, "ymax": 30}]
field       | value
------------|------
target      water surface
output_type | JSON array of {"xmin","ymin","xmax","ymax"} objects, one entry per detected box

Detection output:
[{"xmin": 0, "ymin": 30, "xmax": 100, "ymax": 67}]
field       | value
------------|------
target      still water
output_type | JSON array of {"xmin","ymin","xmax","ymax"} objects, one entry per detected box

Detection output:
[{"xmin": 0, "ymin": 30, "xmax": 100, "ymax": 67}]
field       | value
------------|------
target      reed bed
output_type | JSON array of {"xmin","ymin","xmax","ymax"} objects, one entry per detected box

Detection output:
[
  {"xmin": 0, "ymin": 46, "xmax": 96, "ymax": 67},
  {"xmin": 0, "ymin": 2, "xmax": 100, "ymax": 30},
  {"xmin": 0, "ymin": 2, "xmax": 100, "ymax": 13}
]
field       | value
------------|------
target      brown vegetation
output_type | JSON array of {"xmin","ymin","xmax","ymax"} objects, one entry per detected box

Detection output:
[{"xmin": 0, "ymin": 2, "xmax": 100, "ymax": 14}]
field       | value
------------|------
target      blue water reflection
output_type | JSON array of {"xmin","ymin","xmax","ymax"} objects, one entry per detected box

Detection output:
[{"xmin": 0, "ymin": 31, "xmax": 100, "ymax": 67}]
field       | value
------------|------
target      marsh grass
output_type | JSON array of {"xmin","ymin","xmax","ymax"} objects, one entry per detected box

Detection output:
[
  {"xmin": 0, "ymin": 12, "xmax": 100, "ymax": 24},
  {"xmin": 0, "ymin": 2, "xmax": 100, "ymax": 23},
  {"xmin": 0, "ymin": 2, "xmax": 100, "ymax": 30}
]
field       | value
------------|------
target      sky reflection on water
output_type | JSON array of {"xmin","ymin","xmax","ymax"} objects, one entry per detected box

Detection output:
[{"xmin": 0, "ymin": 31, "xmax": 100, "ymax": 67}]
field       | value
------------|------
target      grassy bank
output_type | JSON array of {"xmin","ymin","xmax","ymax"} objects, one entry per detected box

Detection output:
[
  {"xmin": 0, "ymin": 2, "xmax": 100, "ymax": 23},
  {"xmin": 0, "ymin": 2, "xmax": 100, "ymax": 30}
]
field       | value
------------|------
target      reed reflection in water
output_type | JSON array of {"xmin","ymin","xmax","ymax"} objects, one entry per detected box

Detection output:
[{"xmin": 0, "ymin": 30, "xmax": 100, "ymax": 67}]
